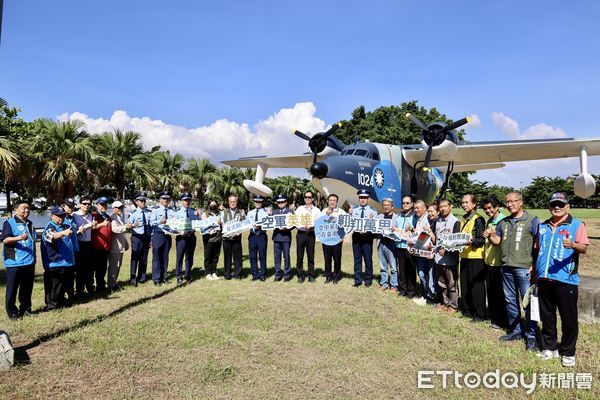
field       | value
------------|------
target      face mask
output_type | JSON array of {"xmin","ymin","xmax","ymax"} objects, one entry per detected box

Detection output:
[{"xmin": 209, "ymin": 205, "xmax": 217, "ymax": 212}]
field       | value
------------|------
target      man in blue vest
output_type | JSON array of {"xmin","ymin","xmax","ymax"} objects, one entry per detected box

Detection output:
[
  {"xmin": 248, "ymin": 195, "xmax": 269, "ymax": 281},
  {"xmin": 41, "ymin": 206, "xmax": 76, "ymax": 310},
  {"xmin": 351, "ymin": 189, "xmax": 377, "ymax": 287},
  {"xmin": 150, "ymin": 191, "xmax": 175, "ymax": 285},
  {"xmin": 272, "ymin": 194, "xmax": 294, "ymax": 282},
  {"xmin": 1, "ymin": 201, "xmax": 37, "ymax": 319},
  {"xmin": 127, "ymin": 192, "xmax": 152, "ymax": 286},
  {"xmin": 174, "ymin": 192, "xmax": 199, "ymax": 285},
  {"xmin": 534, "ymin": 192, "xmax": 589, "ymax": 368}
]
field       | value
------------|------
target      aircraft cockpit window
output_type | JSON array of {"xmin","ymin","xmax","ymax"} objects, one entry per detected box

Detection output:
[
  {"xmin": 372, "ymin": 152, "xmax": 380, "ymax": 161},
  {"xmin": 354, "ymin": 149, "xmax": 368, "ymax": 157}
]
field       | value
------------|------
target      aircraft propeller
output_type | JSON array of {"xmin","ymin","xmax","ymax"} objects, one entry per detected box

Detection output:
[
  {"xmin": 405, "ymin": 113, "xmax": 470, "ymax": 171},
  {"xmin": 294, "ymin": 122, "xmax": 343, "ymax": 164}
]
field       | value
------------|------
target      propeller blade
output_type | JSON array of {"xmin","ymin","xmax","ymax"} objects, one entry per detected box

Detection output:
[
  {"xmin": 423, "ymin": 144, "xmax": 433, "ymax": 171},
  {"xmin": 294, "ymin": 130, "xmax": 311, "ymax": 141},
  {"xmin": 441, "ymin": 117, "xmax": 470, "ymax": 132},
  {"xmin": 405, "ymin": 113, "xmax": 429, "ymax": 131},
  {"xmin": 322, "ymin": 122, "xmax": 342, "ymax": 139}
]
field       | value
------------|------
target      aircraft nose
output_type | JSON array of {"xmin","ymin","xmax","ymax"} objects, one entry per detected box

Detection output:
[{"xmin": 310, "ymin": 161, "xmax": 328, "ymax": 179}]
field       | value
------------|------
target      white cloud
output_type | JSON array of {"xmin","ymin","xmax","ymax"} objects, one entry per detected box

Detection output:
[
  {"xmin": 465, "ymin": 114, "xmax": 481, "ymax": 129},
  {"xmin": 57, "ymin": 102, "xmax": 327, "ymax": 164},
  {"xmin": 489, "ymin": 112, "xmax": 566, "ymax": 140},
  {"xmin": 490, "ymin": 112, "xmax": 519, "ymax": 137}
]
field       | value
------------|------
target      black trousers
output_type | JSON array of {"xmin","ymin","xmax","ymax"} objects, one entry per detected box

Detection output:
[
  {"xmin": 175, "ymin": 235, "xmax": 197, "ymax": 280},
  {"xmin": 459, "ymin": 258, "xmax": 487, "ymax": 320},
  {"xmin": 203, "ymin": 236, "xmax": 221, "ymax": 275},
  {"xmin": 352, "ymin": 233, "xmax": 374, "ymax": 285},
  {"xmin": 538, "ymin": 279, "xmax": 579, "ymax": 357},
  {"xmin": 130, "ymin": 234, "xmax": 150, "ymax": 282},
  {"xmin": 397, "ymin": 248, "xmax": 416, "ymax": 297},
  {"xmin": 46, "ymin": 267, "xmax": 75, "ymax": 309},
  {"xmin": 93, "ymin": 248, "xmax": 109, "ymax": 290},
  {"xmin": 5, "ymin": 264, "xmax": 35, "ymax": 317},
  {"xmin": 223, "ymin": 238, "xmax": 242, "ymax": 278},
  {"xmin": 296, "ymin": 230, "xmax": 316, "ymax": 278},
  {"xmin": 322, "ymin": 243, "xmax": 342, "ymax": 280},
  {"xmin": 76, "ymin": 241, "xmax": 95, "ymax": 294},
  {"xmin": 486, "ymin": 264, "xmax": 508, "ymax": 327}
]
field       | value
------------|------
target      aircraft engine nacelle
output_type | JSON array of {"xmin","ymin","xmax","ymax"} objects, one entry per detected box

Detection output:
[
  {"xmin": 418, "ymin": 138, "xmax": 459, "ymax": 161},
  {"xmin": 574, "ymin": 172, "xmax": 596, "ymax": 199},
  {"xmin": 419, "ymin": 122, "xmax": 460, "ymax": 163}
]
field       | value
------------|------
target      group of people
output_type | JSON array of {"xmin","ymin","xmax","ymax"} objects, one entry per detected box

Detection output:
[
  {"xmin": 1, "ymin": 188, "xmax": 589, "ymax": 368},
  {"xmin": 376, "ymin": 190, "xmax": 588, "ymax": 368}
]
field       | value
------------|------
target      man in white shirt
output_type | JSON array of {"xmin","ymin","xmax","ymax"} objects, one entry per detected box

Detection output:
[{"xmin": 295, "ymin": 191, "xmax": 321, "ymax": 283}]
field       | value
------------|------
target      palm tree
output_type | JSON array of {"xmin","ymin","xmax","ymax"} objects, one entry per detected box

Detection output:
[
  {"xmin": 0, "ymin": 99, "xmax": 23, "ymax": 206},
  {"xmin": 28, "ymin": 118, "xmax": 98, "ymax": 202},
  {"xmin": 153, "ymin": 150, "xmax": 192, "ymax": 198},
  {"xmin": 94, "ymin": 129, "xmax": 158, "ymax": 199},
  {"xmin": 185, "ymin": 157, "xmax": 218, "ymax": 209},
  {"xmin": 216, "ymin": 167, "xmax": 247, "ymax": 204}
]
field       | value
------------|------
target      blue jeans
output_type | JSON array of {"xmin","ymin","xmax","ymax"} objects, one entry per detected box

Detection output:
[
  {"xmin": 501, "ymin": 266, "xmax": 537, "ymax": 340},
  {"xmin": 415, "ymin": 257, "xmax": 436, "ymax": 300},
  {"xmin": 378, "ymin": 243, "xmax": 397, "ymax": 289}
]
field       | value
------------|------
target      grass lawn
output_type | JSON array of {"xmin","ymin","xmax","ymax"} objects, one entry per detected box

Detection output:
[{"xmin": 0, "ymin": 226, "xmax": 598, "ymax": 399}]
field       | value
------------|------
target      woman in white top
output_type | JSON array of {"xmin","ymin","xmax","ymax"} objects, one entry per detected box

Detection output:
[{"xmin": 109, "ymin": 201, "xmax": 132, "ymax": 291}]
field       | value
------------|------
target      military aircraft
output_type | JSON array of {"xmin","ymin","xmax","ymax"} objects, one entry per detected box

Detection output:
[{"xmin": 222, "ymin": 113, "xmax": 599, "ymax": 211}]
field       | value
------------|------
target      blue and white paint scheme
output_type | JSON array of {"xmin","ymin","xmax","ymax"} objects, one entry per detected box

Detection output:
[{"xmin": 223, "ymin": 114, "xmax": 600, "ymax": 211}]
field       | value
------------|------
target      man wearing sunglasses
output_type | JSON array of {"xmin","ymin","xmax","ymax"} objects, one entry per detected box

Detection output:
[
  {"xmin": 295, "ymin": 191, "xmax": 321, "ymax": 283},
  {"xmin": 72, "ymin": 195, "xmax": 97, "ymax": 296},
  {"xmin": 533, "ymin": 192, "xmax": 588, "ymax": 368}
]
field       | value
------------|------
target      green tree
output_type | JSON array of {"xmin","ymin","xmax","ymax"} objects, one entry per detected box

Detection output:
[
  {"xmin": 28, "ymin": 118, "xmax": 98, "ymax": 203},
  {"xmin": 185, "ymin": 157, "xmax": 218, "ymax": 209},
  {"xmin": 153, "ymin": 150, "xmax": 192, "ymax": 198},
  {"xmin": 94, "ymin": 129, "xmax": 158, "ymax": 199}
]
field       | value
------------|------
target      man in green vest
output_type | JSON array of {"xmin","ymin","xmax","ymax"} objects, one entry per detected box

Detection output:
[
  {"xmin": 487, "ymin": 191, "xmax": 539, "ymax": 351},
  {"xmin": 481, "ymin": 195, "xmax": 508, "ymax": 330}
]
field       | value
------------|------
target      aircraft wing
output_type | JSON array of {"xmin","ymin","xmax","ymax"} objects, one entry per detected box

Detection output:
[
  {"xmin": 221, "ymin": 154, "xmax": 314, "ymax": 169},
  {"xmin": 403, "ymin": 137, "xmax": 600, "ymax": 168}
]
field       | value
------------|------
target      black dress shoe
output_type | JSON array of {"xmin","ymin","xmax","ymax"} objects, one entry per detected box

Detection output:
[
  {"xmin": 298, "ymin": 276, "xmax": 305, "ymax": 283},
  {"xmin": 131, "ymin": 279, "xmax": 138, "ymax": 287},
  {"xmin": 251, "ymin": 277, "xmax": 259, "ymax": 281},
  {"xmin": 154, "ymin": 281, "xmax": 161, "ymax": 287},
  {"xmin": 283, "ymin": 277, "xmax": 292, "ymax": 282},
  {"xmin": 8, "ymin": 313, "xmax": 21, "ymax": 320},
  {"xmin": 260, "ymin": 277, "xmax": 266, "ymax": 282},
  {"xmin": 274, "ymin": 276, "xmax": 282, "ymax": 282},
  {"xmin": 308, "ymin": 276, "xmax": 316, "ymax": 283},
  {"xmin": 365, "ymin": 283, "xmax": 372, "ymax": 288},
  {"xmin": 324, "ymin": 277, "xmax": 332, "ymax": 284},
  {"xmin": 353, "ymin": 283, "xmax": 362, "ymax": 288}
]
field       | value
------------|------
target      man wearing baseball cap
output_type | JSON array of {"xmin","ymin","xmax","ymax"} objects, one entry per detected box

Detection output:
[
  {"xmin": 533, "ymin": 192, "xmax": 589, "ymax": 368},
  {"xmin": 41, "ymin": 206, "xmax": 76, "ymax": 310}
]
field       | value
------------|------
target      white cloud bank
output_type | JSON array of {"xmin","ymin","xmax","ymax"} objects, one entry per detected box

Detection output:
[
  {"xmin": 58, "ymin": 102, "xmax": 327, "ymax": 164},
  {"xmin": 490, "ymin": 111, "xmax": 566, "ymax": 140}
]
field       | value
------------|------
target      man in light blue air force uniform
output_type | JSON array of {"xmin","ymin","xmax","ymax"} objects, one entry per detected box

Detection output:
[
  {"xmin": 174, "ymin": 192, "xmax": 199, "ymax": 285},
  {"xmin": 150, "ymin": 191, "xmax": 175, "ymax": 285},
  {"xmin": 127, "ymin": 192, "xmax": 152, "ymax": 286}
]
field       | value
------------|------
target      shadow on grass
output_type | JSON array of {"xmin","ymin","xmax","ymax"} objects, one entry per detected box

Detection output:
[{"xmin": 14, "ymin": 282, "xmax": 184, "ymax": 363}]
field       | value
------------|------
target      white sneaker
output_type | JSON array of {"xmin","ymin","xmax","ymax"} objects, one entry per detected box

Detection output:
[
  {"xmin": 212, "ymin": 273, "xmax": 220, "ymax": 280},
  {"xmin": 412, "ymin": 297, "xmax": 427, "ymax": 306},
  {"xmin": 536, "ymin": 349, "xmax": 559, "ymax": 360},
  {"xmin": 206, "ymin": 274, "xmax": 214, "ymax": 281},
  {"xmin": 561, "ymin": 355, "xmax": 576, "ymax": 367}
]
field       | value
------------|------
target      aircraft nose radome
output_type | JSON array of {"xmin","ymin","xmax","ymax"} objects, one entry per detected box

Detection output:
[{"xmin": 310, "ymin": 161, "xmax": 328, "ymax": 179}]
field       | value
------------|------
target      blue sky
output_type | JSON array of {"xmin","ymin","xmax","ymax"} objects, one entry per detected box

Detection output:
[{"xmin": 2, "ymin": 1, "xmax": 599, "ymax": 187}]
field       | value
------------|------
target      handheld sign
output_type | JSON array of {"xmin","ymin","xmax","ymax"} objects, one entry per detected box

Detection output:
[
  {"xmin": 314, "ymin": 215, "xmax": 345, "ymax": 246},
  {"xmin": 437, "ymin": 233, "xmax": 472, "ymax": 252}
]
